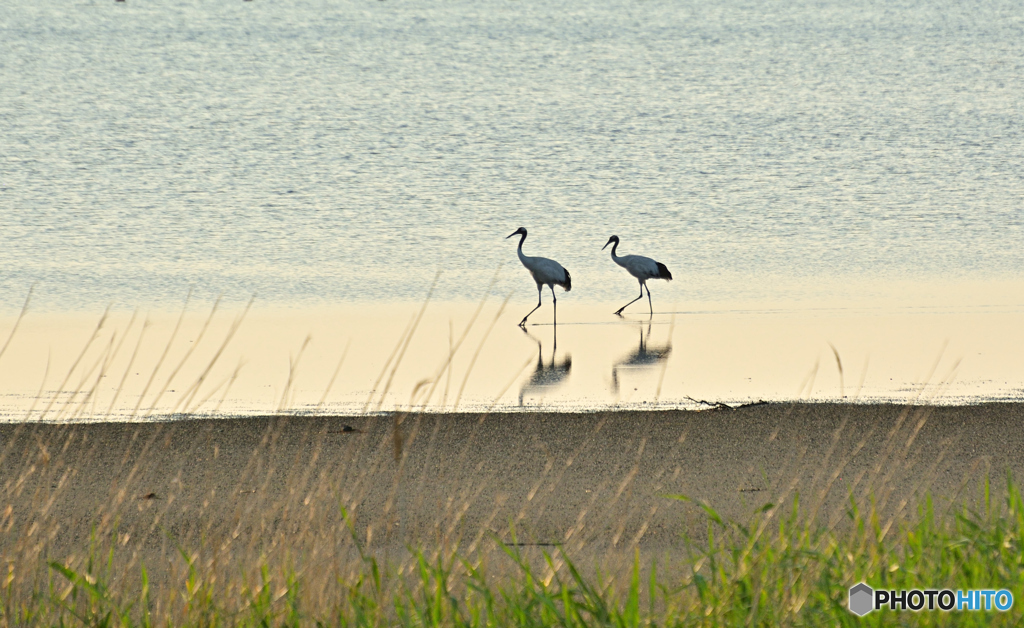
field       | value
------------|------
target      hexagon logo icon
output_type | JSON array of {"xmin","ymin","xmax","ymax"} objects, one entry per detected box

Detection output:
[{"xmin": 849, "ymin": 582, "xmax": 874, "ymax": 616}]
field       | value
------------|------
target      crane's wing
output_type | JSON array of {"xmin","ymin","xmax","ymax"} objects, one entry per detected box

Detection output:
[
  {"xmin": 620, "ymin": 255, "xmax": 661, "ymax": 280},
  {"xmin": 527, "ymin": 256, "xmax": 571, "ymax": 289}
]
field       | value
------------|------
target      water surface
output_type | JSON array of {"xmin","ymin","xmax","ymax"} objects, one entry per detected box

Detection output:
[{"xmin": 2, "ymin": 0, "xmax": 1022, "ymax": 311}]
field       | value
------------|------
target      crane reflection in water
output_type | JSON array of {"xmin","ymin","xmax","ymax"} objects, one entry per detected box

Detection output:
[
  {"xmin": 518, "ymin": 326, "xmax": 572, "ymax": 407},
  {"xmin": 611, "ymin": 320, "xmax": 672, "ymax": 395}
]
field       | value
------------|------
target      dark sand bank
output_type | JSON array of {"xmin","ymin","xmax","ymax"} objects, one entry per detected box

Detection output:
[{"xmin": 3, "ymin": 403, "xmax": 1023, "ymax": 581}]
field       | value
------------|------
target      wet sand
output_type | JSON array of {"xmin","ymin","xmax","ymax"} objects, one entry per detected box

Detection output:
[
  {"xmin": 3, "ymin": 403, "xmax": 1023, "ymax": 576},
  {"xmin": 2, "ymin": 299, "xmax": 1023, "ymax": 421}
]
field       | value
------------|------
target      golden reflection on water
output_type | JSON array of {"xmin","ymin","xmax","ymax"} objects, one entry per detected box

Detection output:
[
  {"xmin": 518, "ymin": 328, "xmax": 573, "ymax": 407},
  {"xmin": 611, "ymin": 321, "xmax": 672, "ymax": 397},
  {"xmin": 1, "ymin": 292, "xmax": 1023, "ymax": 421}
]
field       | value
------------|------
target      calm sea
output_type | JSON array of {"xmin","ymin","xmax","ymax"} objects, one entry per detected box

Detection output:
[{"xmin": 2, "ymin": 0, "xmax": 1022, "ymax": 314}]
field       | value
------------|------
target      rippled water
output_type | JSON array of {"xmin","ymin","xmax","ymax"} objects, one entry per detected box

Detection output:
[{"xmin": 2, "ymin": 0, "xmax": 1023, "ymax": 313}]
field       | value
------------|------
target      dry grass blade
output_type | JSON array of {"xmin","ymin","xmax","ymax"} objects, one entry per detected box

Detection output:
[
  {"xmin": 362, "ymin": 315, "xmax": 416, "ymax": 413},
  {"xmin": 452, "ymin": 291, "xmax": 513, "ymax": 410},
  {"xmin": 655, "ymin": 312, "xmax": 675, "ymax": 401},
  {"xmin": 144, "ymin": 296, "xmax": 221, "ymax": 416},
  {"xmin": 36, "ymin": 305, "xmax": 110, "ymax": 422},
  {"xmin": 484, "ymin": 355, "xmax": 535, "ymax": 413},
  {"xmin": 416, "ymin": 274, "xmax": 499, "ymax": 412},
  {"xmin": 373, "ymin": 271, "xmax": 440, "ymax": 413},
  {"xmin": 443, "ymin": 320, "xmax": 453, "ymax": 407},
  {"xmin": 105, "ymin": 315, "xmax": 151, "ymax": 418},
  {"xmin": 172, "ymin": 295, "xmax": 255, "ymax": 414},
  {"xmin": 911, "ymin": 339, "xmax": 949, "ymax": 403},
  {"xmin": 827, "ymin": 341, "xmax": 844, "ymax": 398},
  {"xmin": 853, "ymin": 354, "xmax": 870, "ymax": 400},
  {"xmin": 314, "ymin": 339, "xmax": 350, "ymax": 415},
  {"xmin": 277, "ymin": 334, "xmax": 312, "ymax": 413},
  {"xmin": 66, "ymin": 311, "xmax": 142, "ymax": 421},
  {"xmin": 195, "ymin": 356, "xmax": 247, "ymax": 414},
  {"xmin": 131, "ymin": 290, "xmax": 192, "ymax": 418},
  {"xmin": 61, "ymin": 330, "xmax": 117, "ymax": 421},
  {"xmin": 21, "ymin": 350, "xmax": 50, "ymax": 422}
]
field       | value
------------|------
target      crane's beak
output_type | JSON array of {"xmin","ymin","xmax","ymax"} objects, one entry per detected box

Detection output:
[
  {"xmin": 602, "ymin": 238, "xmax": 613, "ymax": 250},
  {"xmin": 506, "ymin": 231, "xmax": 519, "ymax": 239}
]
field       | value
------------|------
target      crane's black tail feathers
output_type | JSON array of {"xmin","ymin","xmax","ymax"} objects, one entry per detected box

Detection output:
[
  {"xmin": 656, "ymin": 262, "xmax": 673, "ymax": 280},
  {"xmin": 561, "ymin": 268, "xmax": 572, "ymax": 291}
]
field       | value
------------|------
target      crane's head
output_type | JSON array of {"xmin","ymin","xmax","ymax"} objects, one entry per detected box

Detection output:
[
  {"xmin": 506, "ymin": 227, "xmax": 527, "ymax": 239},
  {"xmin": 602, "ymin": 235, "xmax": 620, "ymax": 250}
]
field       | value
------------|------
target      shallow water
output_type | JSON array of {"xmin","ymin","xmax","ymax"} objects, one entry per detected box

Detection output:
[
  {"xmin": 1, "ymin": 297, "xmax": 1022, "ymax": 421},
  {"xmin": 2, "ymin": 0, "xmax": 1023, "ymax": 312}
]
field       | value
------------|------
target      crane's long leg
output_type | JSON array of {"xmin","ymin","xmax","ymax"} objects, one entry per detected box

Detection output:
[
  {"xmin": 520, "ymin": 285, "xmax": 543, "ymax": 327},
  {"xmin": 614, "ymin": 282, "xmax": 646, "ymax": 316},
  {"xmin": 550, "ymin": 285, "xmax": 558, "ymax": 327},
  {"xmin": 645, "ymin": 284, "xmax": 653, "ymax": 316}
]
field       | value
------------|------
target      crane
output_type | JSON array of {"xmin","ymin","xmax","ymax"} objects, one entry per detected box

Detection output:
[
  {"xmin": 602, "ymin": 235, "xmax": 672, "ymax": 316},
  {"xmin": 507, "ymin": 227, "xmax": 572, "ymax": 327}
]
